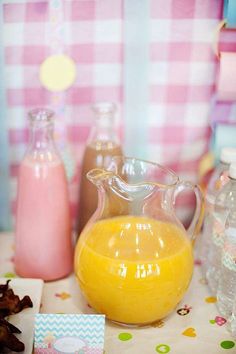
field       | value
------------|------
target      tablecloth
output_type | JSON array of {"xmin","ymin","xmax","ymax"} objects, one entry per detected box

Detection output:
[{"xmin": 0, "ymin": 233, "xmax": 235, "ymax": 354}]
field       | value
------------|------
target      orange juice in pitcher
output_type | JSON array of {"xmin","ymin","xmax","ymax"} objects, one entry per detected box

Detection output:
[{"xmin": 74, "ymin": 157, "xmax": 203, "ymax": 326}]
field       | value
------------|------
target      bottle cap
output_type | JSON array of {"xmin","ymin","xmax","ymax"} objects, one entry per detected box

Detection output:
[
  {"xmin": 229, "ymin": 163, "xmax": 236, "ymax": 179},
  {"xmin": 220, "ymin": 147, "xmax": 236, "ymax": 164}
]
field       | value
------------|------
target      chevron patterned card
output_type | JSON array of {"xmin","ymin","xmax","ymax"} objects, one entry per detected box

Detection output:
[{"xmin": 34, "ymin": 314, "xmax": 105, "ymax": 354}]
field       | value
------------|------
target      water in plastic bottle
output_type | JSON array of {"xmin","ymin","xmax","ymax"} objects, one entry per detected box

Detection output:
[
  {"xmin": 200, "ymin": 148, "xmax": 236, "ymax": 277},
  {"xmin": 207, "ymin": 163, "xmax": 236, "ymax": 294},
  {"xmin": 217, "ymin": 163, "xmax": 236, "ymax": 318},
  {"xmin": 228, "ymin": 293, "xmax": 236, "ymax": 338}
]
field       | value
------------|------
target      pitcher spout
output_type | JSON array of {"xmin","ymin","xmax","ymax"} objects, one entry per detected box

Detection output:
[
  {"xmin": 86, "ymin": 168, "xmax": 113, "ymax": 186},
  {"xmin": 87, "ymin": 167, "xmax": 157, "ymax": 202}
]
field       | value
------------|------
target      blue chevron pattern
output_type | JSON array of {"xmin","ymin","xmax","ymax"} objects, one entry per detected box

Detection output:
[{"xmin": 34, "ymin": 314, "xmax": 105, "ymax": 349}]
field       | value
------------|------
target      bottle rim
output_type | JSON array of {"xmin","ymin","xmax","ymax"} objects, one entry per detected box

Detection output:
[
  {"xmin": 91, "ymin": 102, "xmax": 116, "ymax": 116},
  {"xmin": 28, "ymin": 108, "xmax": 54, "ymax": 124}
]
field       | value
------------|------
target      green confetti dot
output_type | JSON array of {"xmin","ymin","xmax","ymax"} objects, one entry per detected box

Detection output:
[
  {"xmin": 209, "ymin": 319, "xmax": 215, "ymax": 324},
  {"xmin": 118, "ymin": 333, "xmax": 132, "ymax": 341},
  {"xmin": 156, "ymin": 344, "xmax": 171, "ymax": 353},
  {"xmin": 220, "ymin": 340, "xmax": 235, "ymax": 349},
  {"xmin": 3, "ymin": 272, "xmax": 16, "ymax": 278}
]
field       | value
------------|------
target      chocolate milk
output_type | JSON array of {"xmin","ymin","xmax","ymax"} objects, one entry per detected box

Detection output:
[
  {"xmin": 77, "ymin": 103, "xmax": 123, "ymax": 235},
  {"xmin": 77, "ymin": 140, "xmax": 123, "ymax": 235}
]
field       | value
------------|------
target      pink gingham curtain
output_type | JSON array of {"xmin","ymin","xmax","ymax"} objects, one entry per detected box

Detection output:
[{"xmin": 0, "ymin": 0, "xmax": 227, "ymax": 230}]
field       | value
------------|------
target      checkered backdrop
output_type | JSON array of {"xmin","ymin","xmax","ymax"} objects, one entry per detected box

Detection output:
[{"xmin": 0, "ymin": 0, "xmax": 234, "ymax": 230}]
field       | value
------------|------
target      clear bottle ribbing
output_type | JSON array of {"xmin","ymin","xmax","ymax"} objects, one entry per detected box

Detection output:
[
  {"xmin": 207, "ymin": 163, "xmax": 236, "ymax": 294},
  {"xmin": 228, "ymin": 293, "xmax": 236, "ymax": 338},
  {"xmin": 200, "ymin": 147, "xmax": 236, "ymax": 277},
  {"xmin": 217, "ymin": 163, "xmax": 236, "ymax": 318}
]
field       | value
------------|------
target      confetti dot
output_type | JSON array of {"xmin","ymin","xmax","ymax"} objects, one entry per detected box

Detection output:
[
  {"xmin": 177, "ymin": 306, "xmax": 191, "ymax": 316},
  {"xmin": 155, "ymin": 344, "xmax": 171, "ymax": 353},
  {"xmin": 209, "ymin": 320, "xmax": 215, "ymax": 324},
  {"xmin": 182, "ymin": 327, "xmax": 197, "ymax": 337},
  {"xmin": 205, "ymin": 296, "xmax": 217, "ymax": 303},
  {"xmin": 40, "ymin": 54, "xmax": 76, "ymax": 92},
  {"xmin": 199, "ymin": 277, "xmax": 208, "ymax": 285},
  {"xmin": 220, "ymin": 340, "xmax": 235, "ymax": 349},
  {"xmin": 3, "ymin": 272, "xmax": 16, "ymax": 278},
  {"xmin": 194, "ymin": 259, "xmax": 202, "ymax": 266},
  {"xmin": 215, "ymin": 316, "xmax": 227, "ymax": 326},
  {"xmin": 55, "ymin": 292, "xmax": 71, "ymax": 300},
  {"xmin": 118, "ymin": 333, "xmax": 132, "ymax": 341}
]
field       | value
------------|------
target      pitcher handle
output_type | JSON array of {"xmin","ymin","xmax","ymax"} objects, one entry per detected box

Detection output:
[{"xmin": 173, "ymin": 181, "xmax": 204, "ymax": 243}]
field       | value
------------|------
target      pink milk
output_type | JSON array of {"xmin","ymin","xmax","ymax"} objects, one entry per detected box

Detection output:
[{"xmin": 15, "ymin": 154, "xmax": 73, "ymax": 281}]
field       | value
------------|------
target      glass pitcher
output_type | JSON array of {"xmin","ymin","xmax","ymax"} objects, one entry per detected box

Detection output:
[{"xmin": 74, "ymin": 157, "xmax": 204, "ymax": 326}]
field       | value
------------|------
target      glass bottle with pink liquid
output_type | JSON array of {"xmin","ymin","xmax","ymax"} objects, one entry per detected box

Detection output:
[
  {"xmin": 77, "ymin": 102, "xmax": 123, "ymax": 235},
  {"xmin": 15, "ymin": 108, "xmax": 73, "ymax": 281}
]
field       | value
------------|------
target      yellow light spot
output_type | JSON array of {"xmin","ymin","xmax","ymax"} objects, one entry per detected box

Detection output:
[{"xmin": 40, "ymin": 54, "xmax": 76, "ymax": 92}]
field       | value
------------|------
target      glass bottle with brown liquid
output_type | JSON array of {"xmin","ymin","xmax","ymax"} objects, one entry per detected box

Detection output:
[{"xmin": 77, "ymin": 102, "xmax": 123, "ymax": 235}]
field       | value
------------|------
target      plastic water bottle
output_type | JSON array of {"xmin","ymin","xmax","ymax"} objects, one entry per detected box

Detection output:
[
  {"xmin": 217, "ymin": 163, "xmax": 236, "ymax": 318},
  {"xmin": 206, "ymin": 162, "xmax": 236, "ymax": 294},
  {"xmin": 200, "ymin": 147, "xmax": 236, "ymax": 276},
  {"xmin": 228, "ymin": 294, "xmax": 236, "ymax": 338}
]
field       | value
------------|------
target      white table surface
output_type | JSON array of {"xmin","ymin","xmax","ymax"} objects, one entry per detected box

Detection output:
[{"xmin": 0, "ymin": 233, "xmax": 235, "ymax": 354}]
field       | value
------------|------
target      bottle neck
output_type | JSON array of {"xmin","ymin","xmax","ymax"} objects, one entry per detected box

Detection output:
[
  {"xmin": 26, "ymin": 108, "xmax": 57, "ymax": 155},
  {"xmin": 28, "ymin": 122, "xmax": 55, "ymax": 151},
  {"xmin": 88, "ymin": 114, "xmax": 119, "ymax": 145}
]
